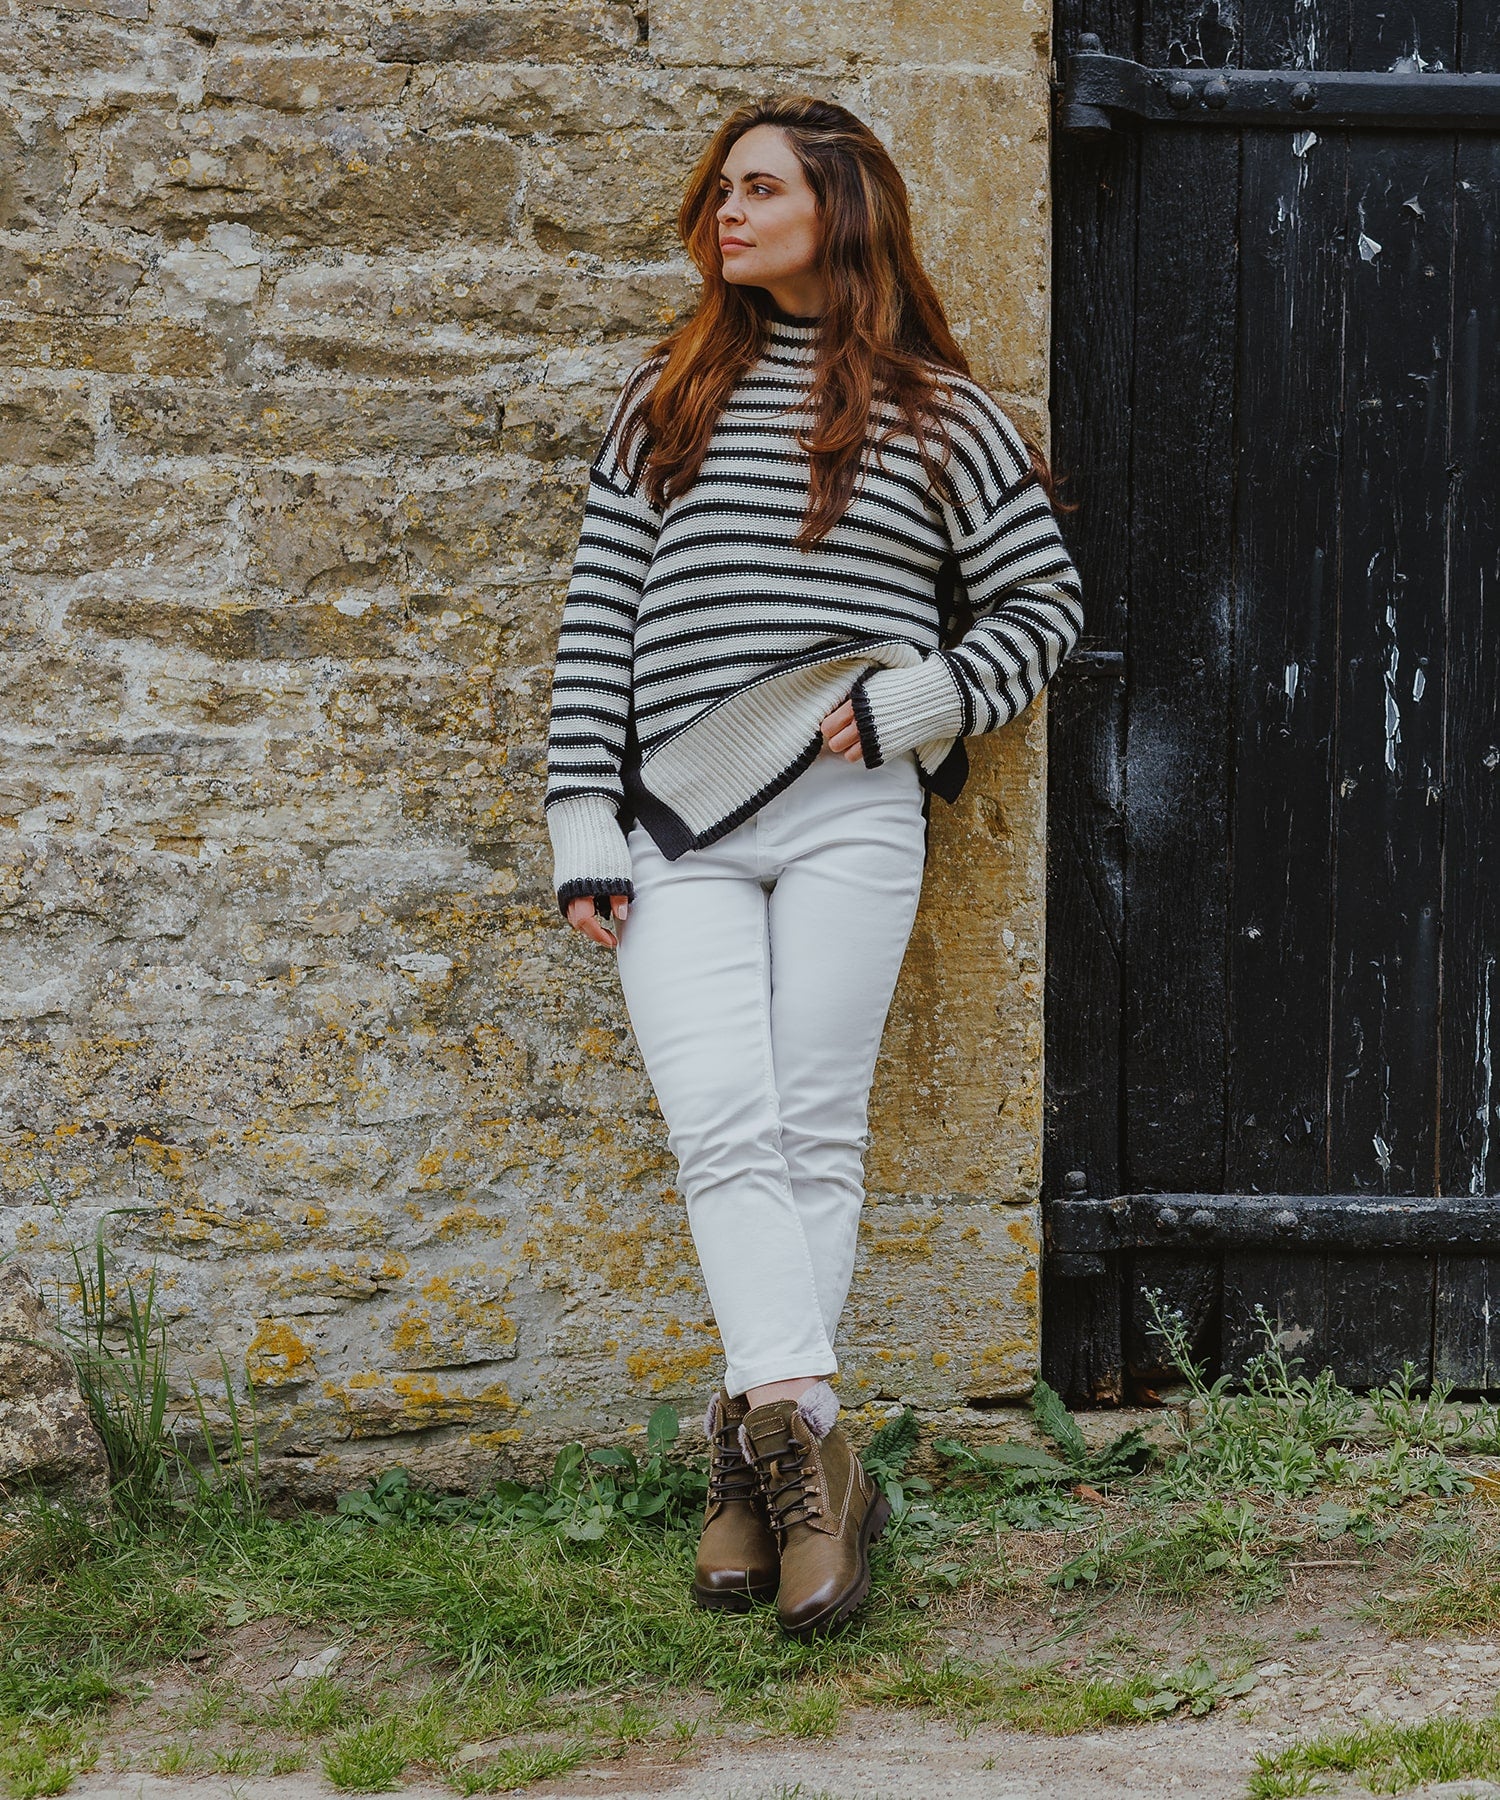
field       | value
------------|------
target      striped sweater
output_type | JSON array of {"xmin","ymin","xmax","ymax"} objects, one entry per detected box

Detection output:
[{"xmin": 543, "ymin": 309, "xmax": 1086, "ymax": 915}]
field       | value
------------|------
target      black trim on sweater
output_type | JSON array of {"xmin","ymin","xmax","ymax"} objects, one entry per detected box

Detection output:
[
  {"xmin": 557, "ymin": 876, "xmax": 636, "ymax": 920},
  {"xmin": 622, "ymin": 732, "xmax": 829, "ymax": 861},
  {"xmin": 848, "ymin": 677, "xmax": 884, "ymax": 769}
]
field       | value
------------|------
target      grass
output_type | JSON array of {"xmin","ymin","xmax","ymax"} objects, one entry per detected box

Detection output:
[
  {"xmin": 16, "ymin": 1237, "xmax": 1500, "ymax": 1796},
  {"xmin": 855, "ymin": 1656, "xmax": 1167, "ymax": 1731},
  {"xmin": 1250, "ymin": 1713, "xmax": 1500, "ymax": 1797}
]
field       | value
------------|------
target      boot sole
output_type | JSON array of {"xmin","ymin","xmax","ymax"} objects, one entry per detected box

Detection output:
[
  {"xmin": 692, "ymin": 1578, "xmax": 779, "ymax": 1612},
  {"xmin": 779, "ymin": 1488, "xmax": 893, "ymax": 1640}
]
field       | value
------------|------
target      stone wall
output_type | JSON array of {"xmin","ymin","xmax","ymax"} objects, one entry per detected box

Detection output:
[{"xmin": 0, "ymin": 0, "xmax": 1058, "ymax": 1495}]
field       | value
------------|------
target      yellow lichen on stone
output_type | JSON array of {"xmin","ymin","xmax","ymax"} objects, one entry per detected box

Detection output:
[{"xmin": 246, "ymin": 1319, "xmax": 314, "ymax": 1387}]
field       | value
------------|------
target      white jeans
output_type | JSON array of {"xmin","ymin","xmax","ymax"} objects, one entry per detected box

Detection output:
[{"xmin": 614, "ymin": 743, "xmax": 928, "ymax": 1397}]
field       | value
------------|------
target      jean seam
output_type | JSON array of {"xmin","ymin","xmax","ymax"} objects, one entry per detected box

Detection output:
[{"xmin": 751, "ymin": 887, "xmax": 838, "ymax": 1384}]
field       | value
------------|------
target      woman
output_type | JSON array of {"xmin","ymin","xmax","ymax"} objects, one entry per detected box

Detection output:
[{"xmin": 542, "ymin": 94, "xmax": 1084, "ymax": 1638}]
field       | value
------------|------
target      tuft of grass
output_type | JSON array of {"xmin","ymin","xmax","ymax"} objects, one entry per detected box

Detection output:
[
  {"xmin": 209, "ymin": 1745, "xmax": 265, "ymax": 1775},
  {"xmin": 148, "ymin": 1743, "xmax": 199, "ymax": 1777},
  {"xmin": 453, "ymin": 1744, "xmax": 587, "ymax": 1796},
  {"xmin": 0, "ymin": 1722, "xmax": 98, "ymax": 1800},
  {"xmin": 260, "ymin": 1676, "xmax": 360, "ymax": 1737},
  {"xmin": 1246, "ymin": 1769, "xmax": 1328, "ymax": 1800},
  {"xmin": 1373, "ymin": 1551, "xmax": 1500, "ymax": 1634},
  {"xmin": 1144, "ymin": 1295, "xmax": 1363, "ymax": 1502},
  {"xmin": 1251, "ymin": 1714, "xmax": 1500, "ymax": 1796},
  {"xmin": 321, "ymin": 1717, "xmax": 409, "ymax": 1793},
  {"xmin": 335, "ymin": 1403, "xmax": 706, "ymax": 1541},
  {"xmin": 855, "ymin": 1656, "xmax": 1161, "ymax": 1733}
]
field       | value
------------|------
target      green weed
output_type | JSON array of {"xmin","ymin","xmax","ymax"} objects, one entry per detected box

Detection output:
[
  {"xmin": 452, "ymin": 1744, "xmax": 586, "ymax": 1795},
  {"xmin": 855, "ymin": 1656, "xmax": 1161, "ymax": 1733},
  {"xmin": 0, "ymin": 1721, "xmax": 97, "ymax": 1800},
  {"xmin": 1145, "ymin": 1295, "xmax": 1361, "ymax": 1502},
  {"xmin": 932, "ymin": 1376, "xmax": 1151, "ymax": 1532},
  {"xmin": 335, "ymin": 1403, "xmax": 706, "ymax": 1541},
  {"xmin": 322, "ymin": 1716, "xmax": 409, "ymax": 1792},
  {"xmin": 1251, "ymin": 1714, "xmax": 1500, "ymax": 1795}
]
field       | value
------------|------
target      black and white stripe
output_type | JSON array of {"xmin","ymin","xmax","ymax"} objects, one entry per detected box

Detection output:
[{"xmin": 544, "ymin": 312, "xmax": 1085, "ymax": 915}]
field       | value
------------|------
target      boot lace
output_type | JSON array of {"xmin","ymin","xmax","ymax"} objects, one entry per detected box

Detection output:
[
  {"xmin": 708, "ymin": 1422, "xmax": 761, "ymax": 1505},
  {"xmin": 755, "ymin": 1441, "xmax": 822, "ymax": 1532}
]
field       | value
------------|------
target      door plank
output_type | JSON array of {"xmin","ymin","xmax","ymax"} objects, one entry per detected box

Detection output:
[
  {"xmin": 1224, "ymin": 2, "xmax": 1350, "ymax": 1197},
  {"xmin": 1043, "ymin": 0, "xmax": 1143, "ymax": 1400},
  {"xmin": 1434, "ymin": 1257, "xmax": 1500, "ymax": 1388},
  {"xmin": 1327, "ymin": 5, "xmax": 1459, "ymax": 1196},
  {"xmin": 1325, "ymin": 1255, "xmax": 1436, "ymax": 1390},
  {"xmin": 1436, "ymin": 12, "xmax": 1500, "ymax": 1198},
  {"xmin": 1222, "ymin": 1249, "xmax": 1329, "ymax": 1379},
  {"xmin": 1120, "ymin": 4, "xmax": 1239, "ymax": 1194}
]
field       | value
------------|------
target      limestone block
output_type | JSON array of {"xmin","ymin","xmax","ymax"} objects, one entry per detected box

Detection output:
[
  {"xmin": 842, "ymin": 1197, "xmax": 1040, "ymax": 1402},
  {"xmin": 0, "ymin": 108, "xmax": 68, "ymax": 229},
  {"xmin": 1, "ymin": 320, "xmax": 224, "ymax": 377},
  {"xmin": 0, "ymin": 11, "xmax": 195, "ymax": 92},
  {"xmin": 110, "ymin": 382, "xmax": 504, "ymax": 460},
  {"xmin": 151, "ymin": 0, "xmax": 368, "ymax": 34},
  {"xmin": 864, "ymin": 69, "xmax": 1052, "ymax": 392},
  {"xmin": 0, "ymin": 470, "xmax": 236, "ymax": 581},
  {"xmin": 0, "ymin": 649, "xmax": 127, "ymax": 735},
  {"xmin": 370, "ymin": 2, "xmax": 639, "ymax": 65},
  {"xmin": 46, "ymin": 0, "xmax": 147, "ymax": 20},
  {"xmin": 414, "ymin": 62, "xmax": 755, "ymax": 136},
  {"xmin": 158, "ymin": 244, "xmax": 263, "ymax": 314},
  {"xmin": 0, "ymin": 377, "xmax": 95, "ymax": 465},
  {"xmin": 526, "ymin": 134, "xmax": 697, "ymax": 257},
  {"xmin": 245, "ymin": 467, "xmax": 585, "ymax": 596},
  {"xmin": 270, "ymin": 255, "xmax": 697, "ymax": 340},
  {"xmin": 204, "ymin": 50, "xmax": 413, "ymax": 111},
  {"xmin": 650, "ymin": 0, "xmax": 1043, "ymax": 69},
  {"xmin": 0, "ymin": 1260, "xmax": 110, "ymax": 1503},
  {"xmin": 91, "ymin": 111, "xmax": 520, "ymax": 249},
  {"xmin": 0, "ymin": 245, "xmax": 144, "ymax": 316}
]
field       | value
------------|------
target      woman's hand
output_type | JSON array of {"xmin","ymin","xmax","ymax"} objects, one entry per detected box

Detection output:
[
  {"xmin": 819, "ymin": 698, "xmax": 866, "ymax": 763},
  {"xmin": 566, "ymin": 893, "xmax": 629, "ymax": 948}
]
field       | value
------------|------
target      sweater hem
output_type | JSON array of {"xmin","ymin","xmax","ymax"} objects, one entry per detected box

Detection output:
[
  {"xmin": 623, "ymin": 732, "xmax": 828, "ymax": 861},
  {"xmin": 556, "ymin": 875, "xmax": 636, "ymax": 920},
  {"xmin": 848, "ymin": 679, "xmax": 884, "ymax": 769}
]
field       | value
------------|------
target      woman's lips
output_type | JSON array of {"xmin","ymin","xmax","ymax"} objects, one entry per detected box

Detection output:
[{"xmin": 720, "ymin": 239, "xmax": 751, "ymax": 250}]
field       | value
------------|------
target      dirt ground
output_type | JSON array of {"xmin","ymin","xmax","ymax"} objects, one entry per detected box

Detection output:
[{"xmin": 59, "ymin": 1567, "xmax": 1500, "ymax": 1800}]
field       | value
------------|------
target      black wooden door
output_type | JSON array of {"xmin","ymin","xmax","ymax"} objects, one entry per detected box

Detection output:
[{"xmin": 1042, "ymin": 0, "xmax": 1500, "ymax": 1403}]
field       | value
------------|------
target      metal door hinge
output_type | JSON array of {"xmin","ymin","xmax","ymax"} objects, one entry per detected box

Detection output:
[
  {"xmin": 1061, "ymin": 36, "xmax": 1500, "ymax": 135},
  {"xmin": 1046, "ymin": 1191, "xmax": 1500, "ymax": 1253}
]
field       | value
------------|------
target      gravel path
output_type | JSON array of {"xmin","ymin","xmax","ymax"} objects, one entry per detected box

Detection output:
[{"xmin": 68, "ymin": 1624, "xmax": 1500, "ymax": 1799}]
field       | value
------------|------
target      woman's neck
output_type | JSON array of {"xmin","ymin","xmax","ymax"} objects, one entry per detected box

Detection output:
[{"xmin": 765, "ymin": 299, "xmax": 823, "ymax": 326}]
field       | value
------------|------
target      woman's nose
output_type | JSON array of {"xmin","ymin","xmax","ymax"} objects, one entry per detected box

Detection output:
[{"xmin": 717, "ymin": 191, "xmax": 743, "ymax": 224}]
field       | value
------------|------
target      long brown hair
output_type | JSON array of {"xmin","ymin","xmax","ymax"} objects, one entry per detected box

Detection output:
[{"xmin": 616, "ymin": 94, "xmax": 1074, "ymax": 549}]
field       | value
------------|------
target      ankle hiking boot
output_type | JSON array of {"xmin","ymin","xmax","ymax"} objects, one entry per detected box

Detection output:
[
  {"xmin": 692, "ymin": 1387, "xmax": 780, "ymax": 1610},
  {"xmin": 739, "ymin": 1382, "xmax": 891, "ymax": 1638}
]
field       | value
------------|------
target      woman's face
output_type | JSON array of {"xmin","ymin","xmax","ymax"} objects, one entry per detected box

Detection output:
[{"xmin": 716, "ymin": 124, "xmax": 824, "ymax": 306}]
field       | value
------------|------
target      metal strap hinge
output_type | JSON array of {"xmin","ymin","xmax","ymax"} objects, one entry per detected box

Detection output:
[
  {"xmin": 1046, "ymin": 1191, "xmax": 1500, "ymax": 1253},
  {"xmin": 1060, "ymin": 38, "xmax": 1500, "ymax": 136}
]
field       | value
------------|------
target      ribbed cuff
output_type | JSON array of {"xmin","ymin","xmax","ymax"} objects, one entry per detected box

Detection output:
[
  {"xmin": 850, "ymin": 655, "xmax": 967, "ymax": 767},
  {"xmin": 545, "ymin": 793, "xmax": 634, "ymax": 919}
]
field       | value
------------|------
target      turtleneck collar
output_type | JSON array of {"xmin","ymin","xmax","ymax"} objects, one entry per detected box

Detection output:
[
  {"xmin": 762, "ymin": 305, "xmax": 822, "ymax": 365},
  {"xmin": 765, "ymin": 300, "xmax": 823, "ymax": 327}
]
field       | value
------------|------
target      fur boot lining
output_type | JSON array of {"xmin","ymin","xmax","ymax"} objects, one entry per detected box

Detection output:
[
  {"xmin": 703, "ymin": 1392, "xmax": 720, "ymax": 1442},
  {"xmin": 795, "ymin": 1379, "xmax": 840, "ymax": 1440},
  {"xmin": 737, "ymin": 1421, "xmax": 755, "ymax": 1464}
]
